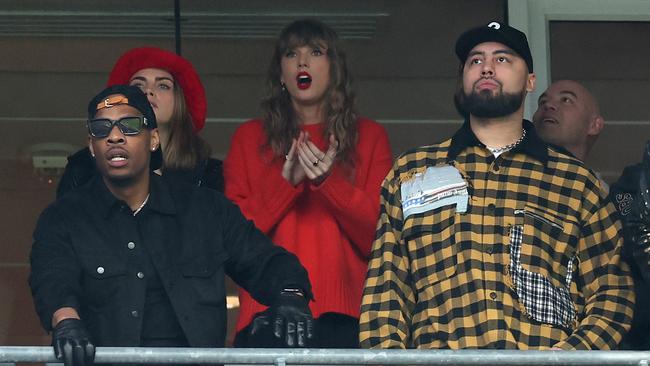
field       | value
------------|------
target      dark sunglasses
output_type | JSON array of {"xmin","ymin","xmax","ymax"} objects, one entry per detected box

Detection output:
[{"xmin": 87, "ymin": 116, "xmax": 149, "ymax": 138}]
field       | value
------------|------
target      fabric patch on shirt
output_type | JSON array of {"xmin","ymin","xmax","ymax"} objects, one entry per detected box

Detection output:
[
  {"xmin": 400, "ymin": 165, "xmax": 469, "ymax": 218},
  {"xmin": 509, "ymin": 225, "xmax": 577, "ymax": 327}
]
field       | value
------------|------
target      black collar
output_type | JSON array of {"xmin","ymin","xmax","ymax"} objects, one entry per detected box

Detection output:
[
  {"xmin": 91, "ymin": 173, "xmax": 177, "ymax": 219},
  {"xmin": 447, "ymin": 119, "xmax": 548, "ymax": 165}
]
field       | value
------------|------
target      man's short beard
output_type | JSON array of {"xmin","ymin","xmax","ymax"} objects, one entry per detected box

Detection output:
[{"xmin": 454, "ymin": 87, "xmax": 525, "ymax": 119}]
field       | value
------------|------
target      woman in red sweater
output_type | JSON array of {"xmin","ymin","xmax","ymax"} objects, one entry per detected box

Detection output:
[{"xmin": 224, "ymin": 19, "xmax": 393, "ymax": 348}]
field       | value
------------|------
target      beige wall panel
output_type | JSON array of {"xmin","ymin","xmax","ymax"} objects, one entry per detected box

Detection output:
[
  {"xmin": 0, "ymin": 72, "xmax": 106, "ymax": 118},
  {"xmin": 356, "ymin": 78, "xmax": 459, "ymax": 119},
  {"xmin": 587, "ymin": 124, "xmax": 650, "ymax": 183},
  {"xmin": 0, "ymin": 163, "xmax": 55, "ymax": 263},
  {"xmin": 550, "ymin": 21, "xmax": 650, "ymax": 80},
  {"xmin": 572, "ymin": 80, "xmax": 650, "ymax": 122},
  {"xmin": 0, "ymin": 266, "xmax": 50, "ymax": 346}
]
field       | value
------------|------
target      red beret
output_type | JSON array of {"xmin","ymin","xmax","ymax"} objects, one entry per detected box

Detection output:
[{"xmin": 107, "ymin": 47, "xmax": 207, "ymax": 132}]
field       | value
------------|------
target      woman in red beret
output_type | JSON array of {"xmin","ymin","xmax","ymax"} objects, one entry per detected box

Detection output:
[
  {"xmin": 57, "ymin": 47, "xmax": 222, "ymax": 197},
  {"xmin": 224, "ymin": 19, "xmax": 393, "ymax": 347}
]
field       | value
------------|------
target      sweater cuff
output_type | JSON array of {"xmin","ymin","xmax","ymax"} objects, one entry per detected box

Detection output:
[
  {"xmin": 309, "ymin": 166, "xmax": 351, "ymax": 207},
  {"xmin": 259, "ymin": 165, "xmax": 304, "ymax": 213}
]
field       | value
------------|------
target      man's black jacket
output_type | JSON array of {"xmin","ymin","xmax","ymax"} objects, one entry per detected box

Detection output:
[
  {"xmin": 30, "ymin": 173, "xmax": 311, "ymax": 347},
  {"xmin": 610, "ymin": 163, "xmax": 650, "ymax": 350}
]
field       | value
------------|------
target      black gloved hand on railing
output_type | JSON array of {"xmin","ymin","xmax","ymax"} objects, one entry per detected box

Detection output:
[
  {"xmin": 52, "ymin": 318, "xmax": 95, "ymax": 366},
  {"xmin": 249, "ymin": 288, "xmax": 314, "ymax": 347}
]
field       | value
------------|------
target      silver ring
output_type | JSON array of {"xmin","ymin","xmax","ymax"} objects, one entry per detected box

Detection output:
[{"xmin": 312, "ymin": 160, "xmax": 319, "ymax": 166}]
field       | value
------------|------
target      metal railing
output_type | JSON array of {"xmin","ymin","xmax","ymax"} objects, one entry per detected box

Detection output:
[{"xmin": 2, "ymin": 347, "xmax": 650, "ymax": 365}]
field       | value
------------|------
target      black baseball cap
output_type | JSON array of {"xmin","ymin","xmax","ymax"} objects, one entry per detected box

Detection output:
[
  {"xmin": 87, "ymin": 84, "xmax": 162, "ymax": 170},
  {"xmin": 88, "ymin": 84, "xmax": 157, "ymax": 125},
  {"xmin": 455, "ymin": 21, "xmax": 533, "ymax": 72}
]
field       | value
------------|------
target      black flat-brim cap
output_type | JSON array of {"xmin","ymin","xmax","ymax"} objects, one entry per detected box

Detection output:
[{"xmin": 455, "ymin": 21, "xmax": 533, "ymax": 72}]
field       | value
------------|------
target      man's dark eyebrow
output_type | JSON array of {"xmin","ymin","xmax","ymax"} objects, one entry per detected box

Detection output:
[{"xmin": 467, "ymin": 48, "xmax": 516, "ymax": 58}]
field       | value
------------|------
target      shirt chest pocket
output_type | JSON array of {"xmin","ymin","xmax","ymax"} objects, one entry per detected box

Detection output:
[
  {"xmin": 510, "ymin": 204, "xmax": 579, "ymax": 327},
  {"xmin": 513, "ymin": 203, "xmax": 579, "ymax": 285},
  {"xmin": 403, "ymin": 206, "xmax": 457, "ymax": 292},
  {"xmin": 178, "ymin": 227, "xmax": 229, "ymax": 279},
  {"xmin": 179, "ymin": 241, "xmax": 229, "ymax": 307},
  {"xmin": 79, "ymin": 253, "xmax": 128, "ymax": 308},
  {"xmin": 180, "ymin": 250, "xmax": 228, "ymax": 278}
]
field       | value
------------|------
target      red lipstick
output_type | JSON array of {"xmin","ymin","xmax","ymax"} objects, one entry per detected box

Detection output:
[{"xmin": 296, "ymin": 71, "xmax": 312, "ymax": 90}]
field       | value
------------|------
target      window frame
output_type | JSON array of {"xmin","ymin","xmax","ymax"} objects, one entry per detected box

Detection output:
[{"xmin": 508, "ymin": 0, "xmax": 650, "ymax": 118}]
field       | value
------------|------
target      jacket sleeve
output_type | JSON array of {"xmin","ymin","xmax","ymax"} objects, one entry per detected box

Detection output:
[
  {"xmin": 29, "ymin": 205, "xmax": 82, "ymax": 331},
  {"xmin": 203, "ymin": 158, "xmax": 225, "ymax": 193},
  {"xmin": 56, "ymin": 147, "xmax": 96, "ymax": 199},
  {"xmin": 359, "ymin": 166, "xmax": 415, "ymax": 349},
  {"xmin": 224, "ymin": 123, "xmax": 304, "ymax": 233},
  {"xmin": 310, "ymin": 122, "xmax": 393, "ymax": 258},
  {"xmin": 218, "ymin": 194, "xmax": 312, "ymax": 304},
  {"xmin": 553, "ymin": 193, "xmax": 635, "ymax": 350}
]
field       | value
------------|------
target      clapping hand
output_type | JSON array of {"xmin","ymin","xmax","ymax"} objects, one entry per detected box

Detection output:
[
  {"xmin": 281, "ymin": 132, "xmax": 308, "ymax": 186},
  {"xmin": 296, "ymin": 133, "xmax": 339, "ymax": 185}
]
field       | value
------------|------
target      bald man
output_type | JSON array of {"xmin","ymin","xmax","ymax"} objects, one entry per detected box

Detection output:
[
  {"xmin": 533, "ymin": 80, "xmax": 604, "ymax": 161},
  {"xmin": 534, "ymin": 81, "xmax": 650, "ymax": 350}
]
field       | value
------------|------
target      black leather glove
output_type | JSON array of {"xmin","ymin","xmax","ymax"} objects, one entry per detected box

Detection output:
[
  {"xmin": 249, "ymin": 289, "xmax": 314, "ymax": 347},
  {"xmin": 52, "ymin": 318, "xmax": 95, "ymax": 366}
]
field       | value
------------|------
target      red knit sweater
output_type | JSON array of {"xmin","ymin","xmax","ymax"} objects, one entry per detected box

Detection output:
[{"xmin": 224, "ymin": 117, "xmax": 393, "ymax": 331}]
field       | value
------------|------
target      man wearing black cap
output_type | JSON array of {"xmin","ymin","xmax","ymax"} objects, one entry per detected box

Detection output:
[
  {"xmin": 359, "ymin": 22, "xmax": 633, "ymax": 350},
  {"xmin": 29, "ymin": 85, "xmax": 315, "ymax": 366}
]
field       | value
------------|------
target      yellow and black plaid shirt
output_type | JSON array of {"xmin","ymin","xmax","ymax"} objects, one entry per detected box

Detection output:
[{"xmin": 360, "ymin": 120, "xmax": 634, "ymax": 350}]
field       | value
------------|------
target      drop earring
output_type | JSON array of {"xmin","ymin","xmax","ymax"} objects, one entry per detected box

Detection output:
[{"xmin": 281, "ymin": 82, "xmax": 286, "ymax": 92}]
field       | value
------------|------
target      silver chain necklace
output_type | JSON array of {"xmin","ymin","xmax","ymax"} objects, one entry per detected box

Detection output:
[
  {"xmin": 132, "ymin": 194, "xmax": 150, "ymax": 216},
  {"xmin": 486, "ymin": 128, "xmax": 526, "ymax": 155}
]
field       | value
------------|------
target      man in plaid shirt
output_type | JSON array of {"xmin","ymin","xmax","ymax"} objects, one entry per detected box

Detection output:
[{"xmin": 359, "ymin": 21, "xmax": 634, "ymax": 350}]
